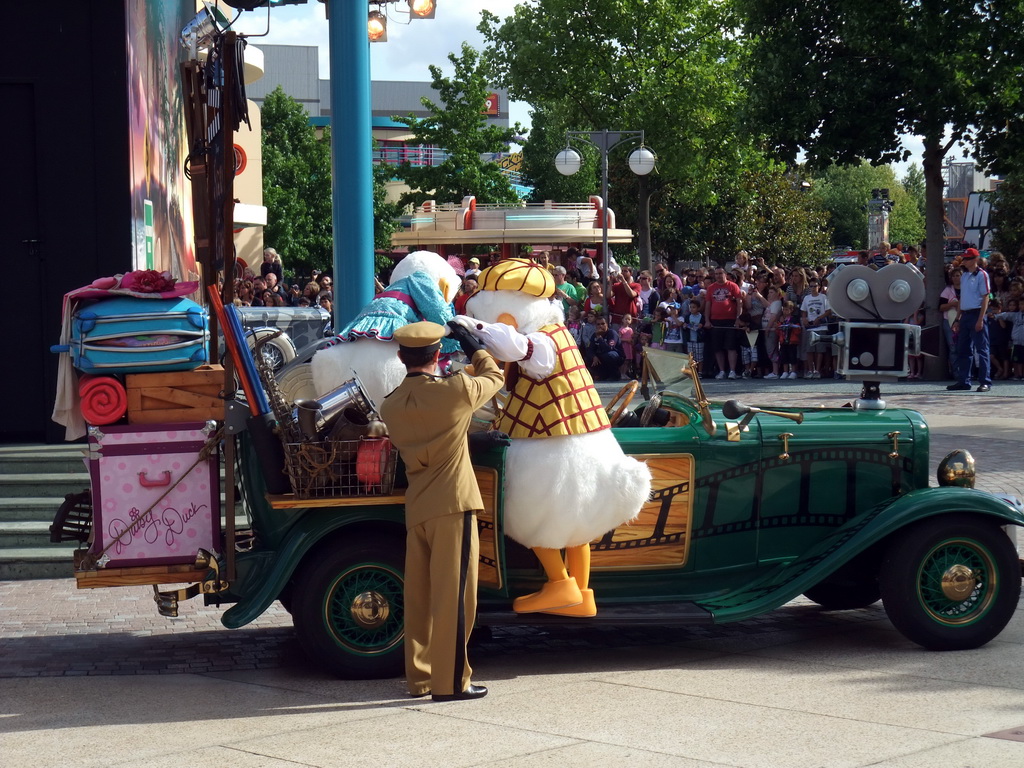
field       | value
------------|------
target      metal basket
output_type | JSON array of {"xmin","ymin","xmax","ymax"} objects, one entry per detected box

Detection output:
[{"xmin": 283, "ymin": 438, "xmax": 397, "ymax": 499}]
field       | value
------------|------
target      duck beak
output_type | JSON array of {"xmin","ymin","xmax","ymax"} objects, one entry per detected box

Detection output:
[
  {"xmin": 497, "ymin": 313, "xmax": 518, "ymax": 330},
  {"xmin": 438, "ymin": 278, "xmax": 454, "ymax": 303}
]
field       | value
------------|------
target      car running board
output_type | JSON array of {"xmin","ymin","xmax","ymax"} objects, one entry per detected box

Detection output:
[{"xmin": 476, "ymin": 601, "xmax": 713, "ymax": 627}]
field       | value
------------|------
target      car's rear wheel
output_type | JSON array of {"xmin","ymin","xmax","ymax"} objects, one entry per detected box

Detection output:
[
  {"xmin": 879, "ymin": 515, "xmax": 1021, "ymax": 651},
  {"xmin": 292, "ymin": 537, "xmax": 406, "ymax": 678}
]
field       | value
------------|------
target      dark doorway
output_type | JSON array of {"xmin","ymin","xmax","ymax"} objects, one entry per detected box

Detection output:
[{"xmin": 0, "ymin": 83, "xmax": 46, "ymax": 442}]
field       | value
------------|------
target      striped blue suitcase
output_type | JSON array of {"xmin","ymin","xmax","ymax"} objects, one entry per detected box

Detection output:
[{"xmin": 61, "ymin": 296, "xmax": 209, "ymax": 374}]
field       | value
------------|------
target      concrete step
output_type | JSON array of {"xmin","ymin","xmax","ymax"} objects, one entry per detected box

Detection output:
[
  {"xmin": 0, "ymin": 513, "xmax": 252, "ymax": 580},
  {"xmin": 0, "ymin": 444, "xmax": 88, "ymax": 473},
  {"xmin": 0, "ymin": 496, "xmax": 70, "ymax": 522},
  {"xmin": 0, "ymin": 545, "xmax": 78, "ymax": 580},
  {"xmin": 0, "ymin": 473, "xmax": 91, "ymax": 499},
  {"xmin": 0, "ymin": 521, "xmax": 63, "ymax": 548}
]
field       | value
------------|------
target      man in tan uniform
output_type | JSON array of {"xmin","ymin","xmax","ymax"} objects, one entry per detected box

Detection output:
[{"xmin": 380, "ymin": 321, "xmax": 505, "ymax": 701}]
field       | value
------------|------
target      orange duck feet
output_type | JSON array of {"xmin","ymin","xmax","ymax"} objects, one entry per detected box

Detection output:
[
  {"xmin": 541, "ymin": 588, "xmax": 597, "ymax": 617},
  {"xmin": 512, "ymin": 577, "xmax": 582, "ymax": 614}
]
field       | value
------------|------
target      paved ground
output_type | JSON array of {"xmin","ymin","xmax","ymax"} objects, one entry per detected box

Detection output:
[{"xmin": 2, "ymin": 377, "xmax": 1023, "ymax": 767}]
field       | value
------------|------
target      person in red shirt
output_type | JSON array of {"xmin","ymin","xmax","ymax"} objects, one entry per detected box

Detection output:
[
  {"xmin": 608, "ymin": 268, "xmax": 640, "ymax": 327},
  {"xmin": 454, "ymin": 276, "xmax": 478, "ymax": 315},
  {"xmin": 704, "ymin": 266, "xmax": 744, "ymax": 378}
]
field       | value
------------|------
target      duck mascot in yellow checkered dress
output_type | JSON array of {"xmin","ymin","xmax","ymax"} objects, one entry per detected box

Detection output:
[{"xmin": 454, "ymin": 258, "xmax": 651, "ymax": 616}]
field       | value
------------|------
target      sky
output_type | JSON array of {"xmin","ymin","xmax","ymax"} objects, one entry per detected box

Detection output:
[{"xmin": 228, "ymin": 0, "xmax": 533, "ymax": 131}]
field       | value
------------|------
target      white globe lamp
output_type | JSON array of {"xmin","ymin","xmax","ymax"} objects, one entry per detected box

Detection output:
[
  {"xmin": 554, "ymin": 148, "xmax": 583, "ymax": 176},
  {"xmin": 627, "ymin": 146, "xmax": 657, "ymax": 176}
]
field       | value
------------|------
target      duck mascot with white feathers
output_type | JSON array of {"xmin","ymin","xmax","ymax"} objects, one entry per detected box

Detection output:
[
  {"xmin": 311, "ymin": 250, "xmax": 461, "ymax": 406},
  {"xmin": 455, "ymin": 258, "xmax": 652, "ymax": 616}
]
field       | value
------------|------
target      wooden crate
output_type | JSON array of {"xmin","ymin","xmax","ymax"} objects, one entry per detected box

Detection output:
[
  {"xmin": 126, "ymin": 364, "xmax": 224, "ymax": 424},
  {"xmin": 75, "ymin": 562, "xmax": 212, "ymax": 588}
]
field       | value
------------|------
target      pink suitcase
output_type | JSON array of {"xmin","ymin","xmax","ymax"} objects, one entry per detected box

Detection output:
[{"xmin": 86, "ymin": 422, "xmax": 220, "ymax": 568}]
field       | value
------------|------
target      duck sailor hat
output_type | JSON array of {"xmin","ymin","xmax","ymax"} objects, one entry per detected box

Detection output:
[{"xmin": 477, "ymin": 257, "xmax": 555, "ymax": 299}]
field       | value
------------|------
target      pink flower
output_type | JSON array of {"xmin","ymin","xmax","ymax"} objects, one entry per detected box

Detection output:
[{"xmin": 120, "ymin": 270, "xmax": 176, "ymax": 294}]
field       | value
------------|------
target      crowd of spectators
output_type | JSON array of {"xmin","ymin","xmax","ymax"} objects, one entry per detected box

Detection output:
[
  {"xmin": 245, "ymin": 243, "xmax": 1024, "ymax": 385},
  {"xmin": 230, "ymin": 247, "xmax": 334, "ymax": 313},
  {"xmin": 452, "ymin": 244, "xmax": 1024, "ymax": 383}
]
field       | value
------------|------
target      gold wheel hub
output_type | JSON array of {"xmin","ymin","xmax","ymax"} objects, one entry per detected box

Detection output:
[
  {"xmin": 941, "ymin": 564, "xmax": 978, "ymax": 600},
  {"xmin": 350, "ymin": 591, "xmax": 390, "ymax": 629}
]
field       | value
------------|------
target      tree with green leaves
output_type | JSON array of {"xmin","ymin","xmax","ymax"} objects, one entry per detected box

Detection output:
[
  {"xmin": 519, "ymin": 105, "xmax": 599, "ymax": 205},
  {"xmin": 261, "ymin": 86, "xmax": 333, "ymax": 276},
  {"xmin": 480, "ymin": 0, "xmax": 747, "ymax": 268},
  {"xmin": 392, "ymin": 44, "xmax": 524, "ymax": 209},
  {"xmin": 480, "ymin": 0, "xmax": 743, "ymax": 194},
  {"xmin": 261, "ymin": 87, "xmax": 402, "ymax": 277},
  {"xmin": 991, "ymin": 177, "xmax": 1024, "ymax": 262},
  {"xmin": 480, "ymin": 1, "xmax": 833, "ymax": 271},
  {"xmin": 901, "ymin": 164, "xmax": 926, "ymax": 219},
  {"xmin": 738, "ymin": 0, "xmax": 1024, "ymax": 370},
  {"xmin": 734, "ymin": 165, "xmax": 833, "ymax": 267},
  {"xmin": 372, "ymin": 157, "xmax": 402, "ymax": 273},
  {"xmin": 887, "ymin": 182, "xmax": 925, "ymax": 250},
  {"xmin": 810, "ymin": 163, "xmax": 922, "ymax": 250}
]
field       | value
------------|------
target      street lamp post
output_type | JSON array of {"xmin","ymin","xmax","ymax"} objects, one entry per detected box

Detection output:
[{"xmin": 554, "ymin": 130, "xmax": 656, "ymax": 318}]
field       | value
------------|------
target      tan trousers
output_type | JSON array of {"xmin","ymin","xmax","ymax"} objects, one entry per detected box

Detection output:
[{"xmin": 404, "ymin": 512, "xmax": 479, "ymax": 696}]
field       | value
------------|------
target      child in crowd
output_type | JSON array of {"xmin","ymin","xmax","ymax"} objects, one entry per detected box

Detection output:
[
  {"xmin": 684, "ymin": 299, "xmax": 704, "ymax": 373},
  {"xmin": 1008, "ymin": 278, "xmax": 1024, "ymax": 308},
  {"xmin": 619, "ymin": 313, "xmax": 636, "ymax": 378},
  {"xmin": 905, "ymin": 306, "xmax": 924, "ymax": 380},
  {"xmin": 987, "ymin": 299, "xmax": 1011, "ymax": 380},
  {"xmin": 987, "ymin": 298, "xmax": 1011, "ymax": 379},
  {"xmin": 664, "ymin": 306, "xmax": 684, "ymax": 353},
  {"xmin": 995, "ymin": 298, "xmax": 1024, "ymax": 380},
  {"xmin": 736, "ymin": 311, "xmax": 759, "ymax": 379},
  {"xmin": 566, "ymin": 306, "xmax": 584, "ymax": 347},
  {"xmin": 649, "ymin": 306, "xmax": 668, "ymax": 350},
  {"xmin": 762, "ymin": 286, "xmax": 783, "ymax": 379},
  {"xmin": 637, "ymin": 328, "xmax": 653, "ymax": 371},
  {"xmin": 580, "ymin": 310, "xmax": 598, "ymax": 353},
  {"xmin": 776, "ymin": 301, "xmax": 802, "ymax": 379}
]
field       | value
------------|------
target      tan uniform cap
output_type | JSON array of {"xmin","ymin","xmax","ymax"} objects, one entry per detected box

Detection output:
[{"xmin": 393, "ymin": 321, "xmax": 446, "ymax": 348}]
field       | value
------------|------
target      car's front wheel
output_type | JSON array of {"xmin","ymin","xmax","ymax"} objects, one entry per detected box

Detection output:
[
  {"xmin": 291, "ymin": 537, "xmax": 406, "ymax": 678},
  {"xmin": 879, "ymin": 515, "xmax": 1021, "ymax": 651}
]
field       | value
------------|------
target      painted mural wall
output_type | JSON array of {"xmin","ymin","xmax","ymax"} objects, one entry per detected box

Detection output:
[{"xmin": 125, "ymin": 0, "xmax": 198, "ymax": 283}]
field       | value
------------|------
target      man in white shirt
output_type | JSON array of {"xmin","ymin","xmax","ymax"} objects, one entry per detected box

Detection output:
[
  {"xmin": 948, "ymin": 248, "xmax": 992, "ymax": 392},
  {"xmin": 800, "ymin": 277, "xmax": 831, "ymax": 378}
]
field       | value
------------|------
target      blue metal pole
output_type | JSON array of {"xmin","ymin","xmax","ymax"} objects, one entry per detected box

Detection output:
[{"xmin": 327, "ymin": 0, "xmax": 374, "ymax": 327}]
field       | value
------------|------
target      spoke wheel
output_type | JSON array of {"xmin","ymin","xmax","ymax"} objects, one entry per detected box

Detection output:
[
  {"xmin": 605, "ymin": 380, "xmax": 639, "ymax": 425},
  {"xmin": 292, "ymin": 537, "xmax": 405, "ymax": 678},
  {"xmin": 917, "ymin": 540, "xmax": 996, "ymax": 625},
  {"xmin": 880, "ymin": 515, "xmax": 1021, "ymax": 651}
]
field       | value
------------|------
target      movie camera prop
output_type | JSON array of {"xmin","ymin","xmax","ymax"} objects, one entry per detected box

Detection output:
[{"xmin": 810, "ymin": 263, "xmax": 925, "ymax": 409}]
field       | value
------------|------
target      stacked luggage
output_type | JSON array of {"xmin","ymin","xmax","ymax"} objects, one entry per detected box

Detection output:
[{"xmin": 50, "ymin": 274, "xmax": 221, "ymax": 569}]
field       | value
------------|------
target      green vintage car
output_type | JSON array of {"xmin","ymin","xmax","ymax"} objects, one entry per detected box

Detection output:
[{"xmin": 212, "ymin": 351, "xmax": 1024, "ymax": 680}]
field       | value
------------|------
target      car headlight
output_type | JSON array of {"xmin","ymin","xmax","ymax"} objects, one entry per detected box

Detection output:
[{"xmin": 937, "ymin": 449, "xmax": 976, "ymax": 488}]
